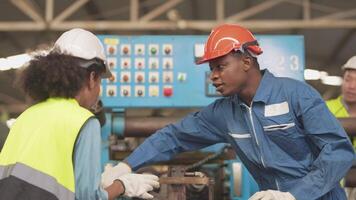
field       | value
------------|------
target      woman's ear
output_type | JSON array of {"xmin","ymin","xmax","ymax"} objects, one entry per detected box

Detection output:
[{"xmin": 88, "ymin": 71, "xmax": 97, "ymax": 89}]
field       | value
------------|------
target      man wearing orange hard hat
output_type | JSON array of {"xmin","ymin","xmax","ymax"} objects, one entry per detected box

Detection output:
[{"xmin": 102, "ymin": 24, "xmax": 355, "ymax": 200}]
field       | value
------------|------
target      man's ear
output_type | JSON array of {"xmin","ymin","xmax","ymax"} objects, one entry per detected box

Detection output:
[{"xmin": 242, "ymin": 56, "xmax": 252, "ymax": 71}]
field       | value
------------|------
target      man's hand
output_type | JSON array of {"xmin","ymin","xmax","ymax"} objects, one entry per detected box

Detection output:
[
  {"xmin": 249, "ymin": 190, "xmax": 296, "ymax": 200},
  {"xmin": 118, "ymin": 173, "xmax": 160, "ymax": 199},
  {"xmin": 101, "ymin": 162, "xmax": 132, "ymax": 188}
]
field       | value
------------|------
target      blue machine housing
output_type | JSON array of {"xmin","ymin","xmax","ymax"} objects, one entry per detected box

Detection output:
[{"xmin": 98, "ymin": 35, "xmax": 304, "ymax": 108}]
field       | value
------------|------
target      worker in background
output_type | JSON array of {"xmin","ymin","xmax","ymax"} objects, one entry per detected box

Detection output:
[
  {"xmin": 101, "ymin": 24, "xmax": 355, "ymax": 200},
  {"xmin": 326, "ymin": 56, "xmax": 356, "ymax": 199},
  {"xmin": 327, "ymin": 56, "xmax": 356, "ymax": 146},
  {"xmin": 0, "ymin": 28, "xmax": 159, "ymax": 200}
]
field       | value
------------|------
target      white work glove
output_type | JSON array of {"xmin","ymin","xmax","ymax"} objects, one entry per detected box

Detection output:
[
  {"xmin": 101, "ymin": 162, "xmax": 132, "ymax": 188},
  {"xmin": 249, "ymin": 190, "xmax": 296, "ymax": 200},
  {"xmin": 117, "ymin": 173, "xmax": 160, "ymax": 199}
]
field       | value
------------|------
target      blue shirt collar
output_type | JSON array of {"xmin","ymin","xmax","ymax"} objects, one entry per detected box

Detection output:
[
  {"xmin": 253, "ymin": 69, "xmax": 275, "ymax": 103},
  {"xmin": 232, "ymin": 69, "xmax": 275, "ymax": 106}
]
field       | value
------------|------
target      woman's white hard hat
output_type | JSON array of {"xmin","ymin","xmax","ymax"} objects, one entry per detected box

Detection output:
[{"xmin": 54, "ymin": 28, "xmax": 112, "ymax": 78}]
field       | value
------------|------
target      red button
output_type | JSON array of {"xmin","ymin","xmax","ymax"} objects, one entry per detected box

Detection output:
[{"xmin": 163, "ymin": 87, "xmax": 173, "ymax": 97}]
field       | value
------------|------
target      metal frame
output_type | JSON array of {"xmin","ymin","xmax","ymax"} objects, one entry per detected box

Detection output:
[{"xmin": 1, "ymin": 0, "xmax": 356, "ymax": 31}]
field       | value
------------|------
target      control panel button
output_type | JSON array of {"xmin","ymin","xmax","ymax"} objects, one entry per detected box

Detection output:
[
  {"xmin": 107, "ymin": 58, "xmax": 117, "ymax": 69},
  {"xmin": 149, "ymin": 44, "xmax": 159, "ymax": 56},
  {"xmin": 108, "ymin": 72, "xmax": 117, "ymax": 83},
  {"xmin": 135, "ymin": 86, "xmax": 145, "ymax": 97},
  {"xmin": 121, "ymin": 72, "xmax": 131, "ymax": 83},
  {"xmin": 123, "ymin": 89, "xmax": 129, "ymax": 96},
  {"xmin": 177, "ymin": 72, "xmax": 187, "ymax": 82},
  {"xmin": 163, "ymin": 58, "xmax": 173, "ymax": 70},
  {"xmin": 135, "ymin": 44, "xmax": 145, "ymax": 55},
  {"xmin": 149, "ymin": 58, "xmax": 159, "ymax": 70},
  {"xmin": 163, "ymin": 71, "xmax": 173, "ymax": 83},
  {"xmin": 106, "ymin": 85, "xmax": 117, "ymax": 97},
  {"xmin": 163, "ymin": 86, "xmax": 173, "ymax": 97},
  {"xmin": 121, "ymin": 44, "xmax": 131, "ymax": 55},
  {"xmin": 120, "ymin": 86, "xmax": 131, "ymax": 97},
  {"xmin": 107, "ymin": 45, "xmax": 117, "ymax": 55},
  {"xmin": 135, "ymin": 72, "xmax": 145, "ymax": 83},
  {"xmin": 149, "ymin": 72, "xmax": 159, "ymax": 83},
  {"xmin": 149, "ymin": 86, "xmax": 159, "ymax": 97},
  {"xmin": 121, "ymin": 58, "xmax": 131, "ymax": 70},
  {"xmin": 135, "ymin": 58, "xmax": 145, "ymax": 70},
  {"xmin": 163, "ymin": 44, "xmax": 173, "ymax": 55}
]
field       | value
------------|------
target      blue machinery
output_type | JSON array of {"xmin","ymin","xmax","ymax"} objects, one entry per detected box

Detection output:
[{"xmin": 99, "ymin": 35, "xmax": 305, "ymax": 200}]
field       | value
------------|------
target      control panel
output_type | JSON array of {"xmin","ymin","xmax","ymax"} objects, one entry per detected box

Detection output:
[{"xmin": 98, "ymin": 35, "xmax": 305, "ymax": 108}]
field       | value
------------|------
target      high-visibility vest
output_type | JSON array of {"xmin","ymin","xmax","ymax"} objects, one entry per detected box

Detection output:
[
  {"xmin": 326, "ymin": 96, "xmax": 355, "ymax": 148},
  {"xmin": 0, "ymin": 98, "xmax": 93, "ymax": 200}
]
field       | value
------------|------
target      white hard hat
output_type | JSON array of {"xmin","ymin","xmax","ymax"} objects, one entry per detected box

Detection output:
[
  {"xmin": 54, "ymin": 28, "xmax": 112, "ymax": 78},
  {"xmin": 342, "ymin": 56, "xmax": 356, "ymax": 70}
]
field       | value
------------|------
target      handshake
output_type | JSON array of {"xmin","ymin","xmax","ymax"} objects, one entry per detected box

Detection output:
[{"xmin": 101, "ymin": 162, "xmax": 159, "ymax": 199}]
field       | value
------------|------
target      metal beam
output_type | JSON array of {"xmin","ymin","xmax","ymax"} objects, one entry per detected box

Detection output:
[
  {"xmin": 303, "ymin": 0, "xmax": 310, "ymax": 20},
  {"xmin": 0, "ymin": 93, "xmax": 24, "ymax": 104},
  {"xmin": 0, "ymin": 21, "xmax": 45, "ymax": 31},
  {"xmin": 226, "ymin": 0, "xmax": 284, "ymax": 21},
  {"xmin": 283, "ymin": 0, "xmax": 340, "ymax": 13},
  {"xmin": 130, "ymin": 0, "xmax": 139, "ymax": 21},
  {"xmin": 315, "ymin": 8, "xmax": 356, "ymax": 20},
  {"xmin": 216, "ymin": 0, "xmax": 224, "ymax": 22},
  {"xmin": 2, "ymin": 104, "xmax": 28, "ymax": 113},
  {"xmin": 84, "ymin": 0, "xmax": 105, "ymax": 20},
  {"xmin": 47, "ymin": 19, "xmax": 356, "ymax": 31},
  {"xmin": 140, "ymin": 0, "xmax": 183, "ymax": 22},
  {"xmin": 45, "ymin": 0, "xmax": 54, "ymax": 22},
  {"xmin": 52, "ymin": 0, "xmax": 89, "ymax": 23},
  {"xmin": 10, "ymin": 0, "xmax": 44, "ymax": 22}
]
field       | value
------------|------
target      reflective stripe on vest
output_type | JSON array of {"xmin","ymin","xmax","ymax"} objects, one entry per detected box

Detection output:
[{"xmin": 0, "ymin": 162, "xmax": 74, "ymax": 200}]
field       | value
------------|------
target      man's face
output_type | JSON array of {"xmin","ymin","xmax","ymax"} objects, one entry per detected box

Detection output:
[
  {"xmin": 208, "ymin": 53, "xmax": 249, "ymax": 97},
  {"xmin": 342, "ymin": 69, "xmax": 356, "ymax": 104}
]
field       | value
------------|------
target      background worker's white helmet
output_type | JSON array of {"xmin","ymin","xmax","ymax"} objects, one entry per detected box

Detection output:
[
  {"xmin": 54, "ymin": 28, "xmax": 112, "ymax": 78},
  {"xmin": 342, "ymin": 55, "xmax": 356, "ymax": 70}
]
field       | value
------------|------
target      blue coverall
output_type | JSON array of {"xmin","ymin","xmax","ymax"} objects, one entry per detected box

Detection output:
[{"xmin": 125, "ymin": 70, "xmax": 355, "ymax": 200}]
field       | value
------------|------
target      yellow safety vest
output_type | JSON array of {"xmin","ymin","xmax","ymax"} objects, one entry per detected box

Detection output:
[
  {"xmin": 0, "ymin": 98, "xmax": 93, "ymax": 200},
  {"xmin": 326, "ymin": 96, "xmax": 355, "ymax": 148}
]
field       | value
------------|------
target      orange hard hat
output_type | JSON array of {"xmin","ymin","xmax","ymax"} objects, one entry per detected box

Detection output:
[{"xmin": 197, "ymin": 24, "xmax": 263, "ymax": 64}]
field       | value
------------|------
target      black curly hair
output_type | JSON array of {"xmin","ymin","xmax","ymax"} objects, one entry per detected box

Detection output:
[{"xmin": 19, "ymin": 51, "xmax": 106, "ymax": 103}]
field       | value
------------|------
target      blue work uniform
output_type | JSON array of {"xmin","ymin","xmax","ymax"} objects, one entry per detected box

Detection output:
[{"xmin": 125, "ymin": 69, "xmax": 355, "ymax": 200}]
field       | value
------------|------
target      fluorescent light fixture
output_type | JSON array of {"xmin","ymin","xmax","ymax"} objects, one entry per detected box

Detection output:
[
  {"xmin": 0, "ymin": 53, "xmax": 32, "ymax": 71},
  {"xmin": 321, "ymin": 76, "xmax": 343, "ymax": 86},
  {"xmin": 304, "ymin": 69, "xmax": 321, "ymax": 80}
]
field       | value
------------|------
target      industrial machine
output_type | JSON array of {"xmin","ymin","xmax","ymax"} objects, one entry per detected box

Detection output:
[{"xmin": 97, "ymin": 35, "xmax": 305, "ymax": 199}]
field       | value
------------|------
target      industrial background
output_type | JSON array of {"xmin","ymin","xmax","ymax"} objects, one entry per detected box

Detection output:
[
  {"xmin": 0, "ymin": 0, "xmax": 356, "ymax": 116},
  {"xmin": 0, "ymin": 1, "xmax": 356, "ymax": 199}
]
